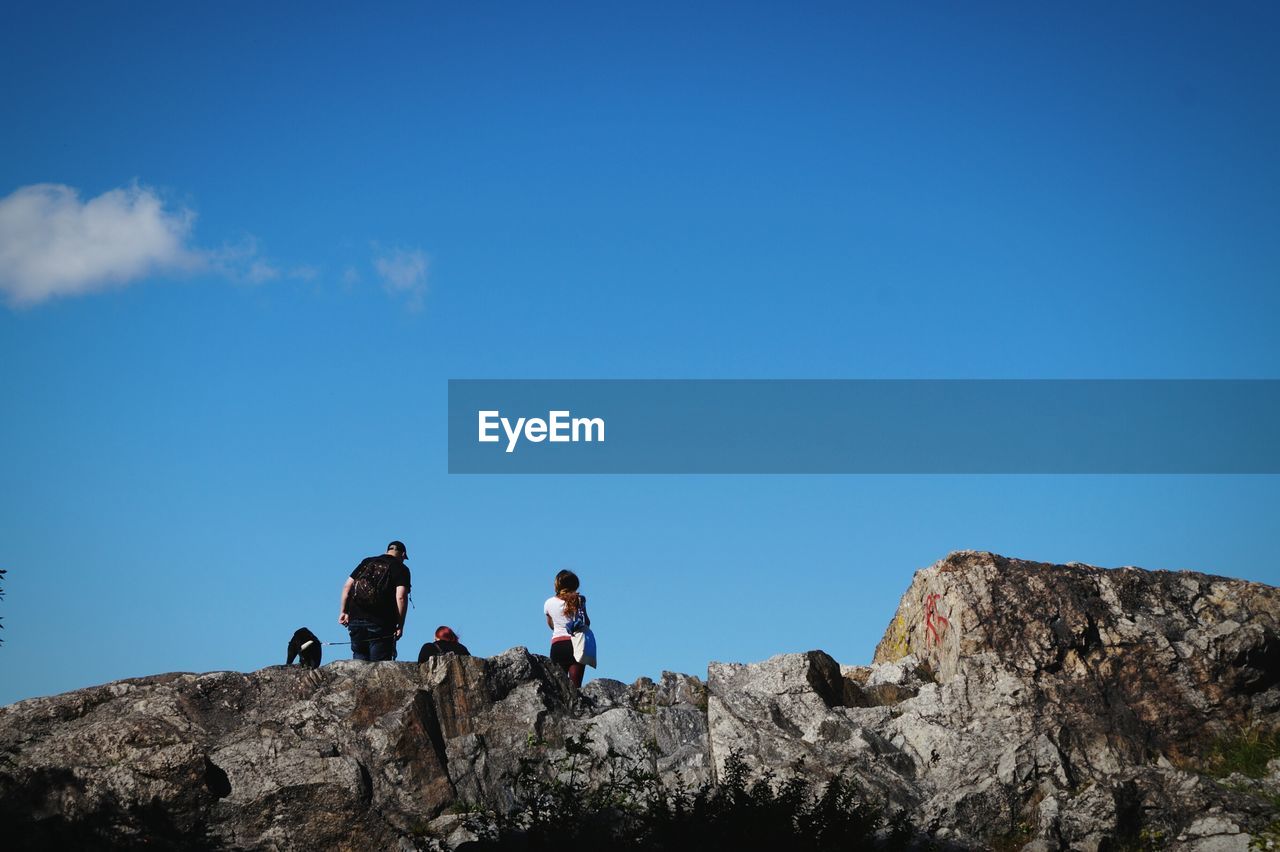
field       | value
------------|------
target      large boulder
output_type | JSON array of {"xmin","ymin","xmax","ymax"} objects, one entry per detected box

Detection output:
[
  {"xmin": 0, "ymin": 648, "xmax": 709, "ymax": 850},
  {"xmin": 707, "ymin": 650, "xmax": 918, "ymax": 811},
  {"xmin": 869, "ymin": 551, "xmax": 1280, "ymax": 847}
]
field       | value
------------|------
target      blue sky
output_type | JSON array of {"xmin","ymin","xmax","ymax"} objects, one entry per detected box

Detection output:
[{"xmin": 2, "ymin": 2, "xmax": 1279, "ymax": 705}]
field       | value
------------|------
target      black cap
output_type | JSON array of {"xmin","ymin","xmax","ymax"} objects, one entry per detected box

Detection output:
[{"xmin": 387, "ymin": 540, "xmax": 408, "ymax": 560}]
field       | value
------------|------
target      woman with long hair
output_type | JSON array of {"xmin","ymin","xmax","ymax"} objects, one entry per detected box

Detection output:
[{"xmin": 544, "ymin": 569, "xmax": 589, "ymax": 687}]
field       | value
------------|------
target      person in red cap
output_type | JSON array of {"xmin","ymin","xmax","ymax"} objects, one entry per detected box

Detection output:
[
  {"xmin": 339, "ymin": 540, "xmax": 411, "ymax": 661},
  {"xmin": 417, "ymin": 625, "xmax": 471, "ymax": 662}
]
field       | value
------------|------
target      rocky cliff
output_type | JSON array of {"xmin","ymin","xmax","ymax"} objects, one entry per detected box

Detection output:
[{"xmin": 2, "ymin": 551, "xmax": 1278, "ymax": 850}]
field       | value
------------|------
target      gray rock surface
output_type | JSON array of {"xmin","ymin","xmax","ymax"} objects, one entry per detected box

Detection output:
[
  {"xmin": 2, "ymin": 551, "xmax": 1278, "ymax": 849},
  {"xmin": 868, "ymin": 551, "xmax": 1280, "ymax": 849}
]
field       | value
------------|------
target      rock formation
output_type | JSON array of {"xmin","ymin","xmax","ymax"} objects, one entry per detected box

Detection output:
[{"xmin": 2, "ymin": 551, "xmax": 1278, "ymax": 850}]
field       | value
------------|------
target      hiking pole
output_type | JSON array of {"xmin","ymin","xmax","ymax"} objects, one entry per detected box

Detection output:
[{"xmin": 312, "ymin": 633, "xmax": 400, "ymax": 647}]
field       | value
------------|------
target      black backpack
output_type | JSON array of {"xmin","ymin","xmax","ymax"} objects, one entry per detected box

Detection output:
[{"xmin": 349, "ymin": 557, "xmax": 395, "ymax": 611}]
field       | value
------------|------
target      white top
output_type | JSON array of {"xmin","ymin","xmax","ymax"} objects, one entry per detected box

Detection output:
[{"xmin": 544, "ymin": 595, "xmax": 586, "ymax": 640}]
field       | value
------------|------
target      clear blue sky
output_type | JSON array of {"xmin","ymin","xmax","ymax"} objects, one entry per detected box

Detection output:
[{"xmin": 2, "ymin": 2, "xmax": 1278, "ymax": 705}]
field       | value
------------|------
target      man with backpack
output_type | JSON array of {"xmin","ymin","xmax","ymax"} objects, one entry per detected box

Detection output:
[{"xmin": 338, "ymin": 540, "xmax": 411, "ymax": 661}]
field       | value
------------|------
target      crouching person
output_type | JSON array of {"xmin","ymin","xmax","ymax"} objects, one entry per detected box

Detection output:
[{"xmin": 418, "ymin": 626, "xmax": 471, "ymax": 662}]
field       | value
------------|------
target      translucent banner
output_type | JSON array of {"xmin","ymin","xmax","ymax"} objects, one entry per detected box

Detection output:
[{"xmin": 447, "ymin": 380, "xmax": 1280, "ymax": 474}]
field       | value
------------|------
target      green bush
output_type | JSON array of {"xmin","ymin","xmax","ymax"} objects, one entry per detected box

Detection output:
[{"xmin": 1203, "ymin": 727, "xmax": 1280, "ymax": 779}]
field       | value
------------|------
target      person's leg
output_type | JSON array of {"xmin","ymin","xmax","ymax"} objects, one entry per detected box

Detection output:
[
  {"xmin": 368, "ymin": 626, "xmax": 397, "ymax": 662},
  {"xmin": 567, "ymin": 662, "xmax": 585, "ymax": 688},
  {"xmin": 348, "ymin": 621, "xmax": 371, "ymax": 661},
  {"xmin": 550, "ymin": 640, "xmax": 580, "ymax": 685}
]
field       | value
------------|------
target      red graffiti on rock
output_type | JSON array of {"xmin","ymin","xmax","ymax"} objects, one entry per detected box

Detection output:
[{"xmin": 924, "ymin": 592, "xmax": 950, "ymax": 647}]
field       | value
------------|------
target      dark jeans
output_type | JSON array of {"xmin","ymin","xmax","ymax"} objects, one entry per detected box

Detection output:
[
  {"xmin": 348, "ymin": 619, "xmax": 397, "ymax": 661},
  {"xmin": 550, "ymin": 639, "xmax": 584, "ymax": 687}
]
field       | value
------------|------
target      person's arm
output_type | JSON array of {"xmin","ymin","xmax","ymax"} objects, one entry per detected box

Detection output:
[
  {"xmin": 583, "ymin": 595, "xmax": 590, "ymax": 628},
  {"xmin": 546, "ymin": 613, "xmax": 554, "ymax": 629},
  {"xmin": 339, "ymin": 577, "xmax": 354, "ymax": 625},
  {"xmin": 394, "ymin": 586, "xmax": 408, "ymax": 639}
]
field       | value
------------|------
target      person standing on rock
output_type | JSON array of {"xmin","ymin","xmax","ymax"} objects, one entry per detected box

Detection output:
[
  {"xmin": 339, "ymin": 540, "xmax": 411, "ymax": 661},
  {"xmin": 544, "ymin": 569, "xmax": 589, "ymax": 687}
]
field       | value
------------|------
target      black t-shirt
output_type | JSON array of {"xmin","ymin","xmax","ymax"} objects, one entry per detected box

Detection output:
[
  {"xmin": 346, "ymin": 555, "xmax": 411, "ymax": 626},
  {"xmin": 417, "ymin": 640, "xmax": 471, "ymax": 663}
]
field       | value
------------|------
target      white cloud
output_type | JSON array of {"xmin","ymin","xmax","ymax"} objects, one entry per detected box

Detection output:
[
  {"xmin": 0, "ymin": 183, "xmax": 200, "ymax": 307},
  {"xmin": 0, "ymin": 182, "xmax": 433, "ymax": 311},
  {"xmin": 242, "ymin": 260, "xmax": 315, "ymax": 285},
  {"xmin": 373, "ymin": 246, "xmax": 429, "ymax": 308},
  {"xmin": 0, "ymin": 182, "xmax": 325, "ymax": 307},
  {"xmin": 202, "ymin": 235, "xmax": 276, "ymax": 285},
  {"xmin": 245, "ymin": 259, "xmax": 281, "ymax": 284}
]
